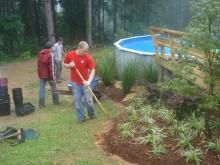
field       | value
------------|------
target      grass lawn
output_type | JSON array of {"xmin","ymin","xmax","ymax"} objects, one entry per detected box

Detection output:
[{"xmin": 0, "ymin": 80, "xmax": 122, "ymax": 165}]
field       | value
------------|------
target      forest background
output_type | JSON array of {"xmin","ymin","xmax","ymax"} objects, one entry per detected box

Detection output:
[{"xmin": 0, "ymin": 0, "xmax": 191, "ymax": 60}]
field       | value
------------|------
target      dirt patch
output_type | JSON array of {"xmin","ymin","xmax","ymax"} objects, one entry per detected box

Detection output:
[
  {"xmin": 97, "ymin": 83, "xmax": 126, "ymax": 103},
  {"xmin": 96, "ymin": 120, "xmax": 137, "ymax": 165}
]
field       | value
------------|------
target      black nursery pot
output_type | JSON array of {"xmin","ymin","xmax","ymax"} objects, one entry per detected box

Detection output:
[
  {"xmin": 0, "ymin": 78, "xmax": 8, "ymax": 100},
  {"xmin": 12, "ymin": 88, "xmax": 23, "ymax": 108},
  {"xmin": 0, "ymin": 96, "xmax": 10, "ymax": 116}
]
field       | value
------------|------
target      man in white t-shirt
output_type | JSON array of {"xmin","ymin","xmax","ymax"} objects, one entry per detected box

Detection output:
[{"xmin": 53, "ymin": 37, "xmax": 63, "ymax": 82}]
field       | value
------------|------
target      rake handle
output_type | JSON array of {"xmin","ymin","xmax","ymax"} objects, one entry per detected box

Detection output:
[{"xmin": 74, "ymin": 67, "xmax": 110, "ymax": 118}]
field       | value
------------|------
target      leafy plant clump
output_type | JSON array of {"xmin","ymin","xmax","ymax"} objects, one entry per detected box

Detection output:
[
  {"xmin": 206, "ymin": 138, "xmax": 220, "ymax": 157},
  {"xmin": 96, "ymin": 48, "xmax": 117, "ymax": 86},
  {"xmin": 20, "ymin": 50, "xmax": 34, "ymax": 60},
  {"xmin": 118, "ymin": 122, "xmax": 135, "ymax": 139},
  {"xmin": 177, "ymin": 133, "xmax": 193, "ymax": 149},
  {"xmin": 181, "ymin": 148, "xmax": 203, "ymax": 165},
  {"xmin": 142, "ymin": 62, "xmax": 159, "ymax": 83},
  {"xmin": 121, "ymin": 60, "xmax": 140, "ymax": 93}
]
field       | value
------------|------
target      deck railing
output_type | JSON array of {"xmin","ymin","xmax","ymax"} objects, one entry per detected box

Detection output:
[{"xmin": 150, "ymin": 27, "xmax": 216, "ymax": 89}]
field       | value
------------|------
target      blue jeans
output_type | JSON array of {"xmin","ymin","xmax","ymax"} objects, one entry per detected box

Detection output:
[
  {"xmin": 39, "ymin": 79, "xmax": 59, "ymax": 107},
  {"xmin": 71, "ymin": 81, "xmax": 95, "ymax": 121},
  {"xmin": 55, "ymin": 60, "xmax": 62, "ymax": 81}
]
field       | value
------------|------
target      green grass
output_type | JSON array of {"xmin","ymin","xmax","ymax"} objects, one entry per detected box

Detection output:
[{"xmin": 0, "ymin": 98, "xmax": 121, "ymax": 165}]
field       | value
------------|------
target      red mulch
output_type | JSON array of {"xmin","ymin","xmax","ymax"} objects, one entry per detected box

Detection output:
[{"xmin": 96, "ymin": 84, "xmax": 220, "ymax": 165}]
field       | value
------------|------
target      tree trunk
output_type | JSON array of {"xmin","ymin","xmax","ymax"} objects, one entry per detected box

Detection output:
[
  {"xmin": 86, "ymin": 0, "xmax": 92, "ymax": 47},
  {"xmin": 102, "ymin": 0, "xmax": 105, "ymax": 43},
  {"xmin": 43, "ymin": 0, "xmax": 55, "ymax": 43},
  {"xmin": 113, "ymin": 0, "xmax": 117, "ymax": 34}
]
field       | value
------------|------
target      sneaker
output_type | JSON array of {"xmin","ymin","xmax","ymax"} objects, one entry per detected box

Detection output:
[
  {"xmin": 89, "ymin": 115, "xmax": 96, "ymax": 120},
  {"xmin": 39, "ymin": 105, "xmax": 45, "ymax": 109},
  {"xmin": 77, "ymin": 119, "xmax": 86, "ymax": 124}
]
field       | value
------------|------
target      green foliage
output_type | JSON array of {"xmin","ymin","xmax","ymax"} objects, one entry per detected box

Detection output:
[
  {"xmin": 114, "ymin": 28, "xmax": 132, "ymax": 41},
  {"xmin": 187, "ymin": 0, "xmax": 220, "ymax": 95},
  {"xmin": 118, "ymin": 122, "xmax": 135, "ymax": 139},
  {"xmin": 181, "ymin": 148, "xmax": 203, "ymax": 165},
  {"xmin": 125, "ymin": 106, "xmax": 139, "ymax": 121},
  {"xmin": 163, "ymin": 78, "xmax": 200, "ymax": 96},
  {"xmin": 96, "ymin": 48, "xmax": 117, "ymax": 86},
  {"xmin": 0, "ymin": 15, "xmax": 23, "ymax": 35},
  {"xmin": 0, "ymin": 15, "xmax": 24, "ymax": 58},
  {"xmin": 151, "ymin": 144, "xmax": 167, "ymax": 156},
  {"xmin": 139, "ymin": 106, "xmax": 155, "ymax": 124},
  {"xmin": 177, "ymin": 133, "xmax": 193, "ymax": 149},
  {"xmin": 206, "ymin": 138, "xmax": 220, "ymax": 157},
  {"xmin": 20, "ymin": 51, "xmax": 34, "ymax": 60},
  {"xmin": 158, "ymin": 107, "xmax": 176, "ymax": 125},
  {"xmin": 137, "ymin": 128, "xmax": 166, "ymax": 145},
  {"xmin": 137, "ymin": 126, "xmax": 167, "ymax": 156},
  {"xmin": 198, "ymin": 94, "xmax": 219, "ymax": 112},
  {"xmin": 186, "ymin": 113, "xmax": 205, "ymax": 137},
  {"xmin": 130, "ymin": 97, "xmax": 144, "ymax": 110},
  {"xmin": 121, "ymin": 60, "xmax": 140, "ymax": 93},
  {"xmin": 169, "ymin": 121, "xmax": 190, "ymax": 136},
  {"xmin": 142, "ymin": 62, "xmax": 159, "ymax": 83}
]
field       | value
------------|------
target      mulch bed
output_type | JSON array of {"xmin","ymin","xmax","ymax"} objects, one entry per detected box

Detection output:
[
  {"xmin": 97, "ymin": 83, "xmax": 126, "ymax": 102},
  {"xmin": 97, "ymin": 113, "xmax": 219, "ymax": 165},
  {"xmin": 96, "ymin": 83, "xmax": 220, "ymax": 165}
]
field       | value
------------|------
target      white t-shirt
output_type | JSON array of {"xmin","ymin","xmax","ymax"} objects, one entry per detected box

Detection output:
[{"xmin": 53, "ymin": 42, "xmax": 63, "ymax": 61}]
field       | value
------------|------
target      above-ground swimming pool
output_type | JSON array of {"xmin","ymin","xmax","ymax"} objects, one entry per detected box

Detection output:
[{"xmin": 114, "ymin": 35, "xmax": 170, "ymax": 73}]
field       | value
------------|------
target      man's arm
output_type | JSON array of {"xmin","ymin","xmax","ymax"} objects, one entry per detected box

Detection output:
[
  {"xmin": 48, "ymin": 52, "xmax": 55, "ymax": 80},
  {"xmin": 84, "ymin": 69, "xmax": 95, "ymax": 86},
  {"xmin": 63, "ymin": 61, "xmax": 75, "ymax": 68}
]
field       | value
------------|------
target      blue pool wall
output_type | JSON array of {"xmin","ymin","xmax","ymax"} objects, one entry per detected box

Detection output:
[{"xmin": 114, "ymin": 35, "xmax": 157, "ymax": 74}]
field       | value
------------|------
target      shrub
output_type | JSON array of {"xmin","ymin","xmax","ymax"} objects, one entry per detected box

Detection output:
[
  {"xmin": 121, "ymin": 60, "xmax": 140, "ymax": 93},
  {"xmin": 96, "ymin": 48, "xmax": 117, "ymax": 86},
  {"xmin": 142, "ymin": 62, "xmax": 159, "ymax": 83},
  {"xmin": 165, "ymin": 94, "xmax": 203, "ymax": 120},
  {"xmin": 20, "ymin": 51, "xmax": 33, "ymax": 60},
  {"xmin": 163, "ymin": 78, "xmax": 200, "ymax": 96}
]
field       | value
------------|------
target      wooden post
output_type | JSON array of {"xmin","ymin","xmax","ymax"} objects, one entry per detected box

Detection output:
[
  {"xmin": 161, "ymin": 45, "xmax": 165, "ymax": 59},
  {"xmin": 159, "ymin": 66, "xmax": 165, "ymax": 82},
  {"xmin": 168, "ymin": 34, "xmax": 175, "ymax": 61},
  {"xmin": 155, "ymin": 43, "xmax": 159, "ymax": 60}
]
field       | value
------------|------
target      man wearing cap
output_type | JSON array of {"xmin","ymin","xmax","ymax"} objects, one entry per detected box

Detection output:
[{"xmin": 37, "ymin": 41, "xmax": 59, "ymax": 108}]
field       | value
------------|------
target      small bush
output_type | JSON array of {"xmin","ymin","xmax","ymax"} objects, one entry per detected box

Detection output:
[
  {"xmin": 96, "ymin": 48, "xmax": 117, "ymax": 86},
  {"xmin": 121, "ymin": 60, "xmax": 140, "ymax": 93},
  {"xmin": 20, "ymin": 51, "xmax": 33, "ymax": 60}
]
